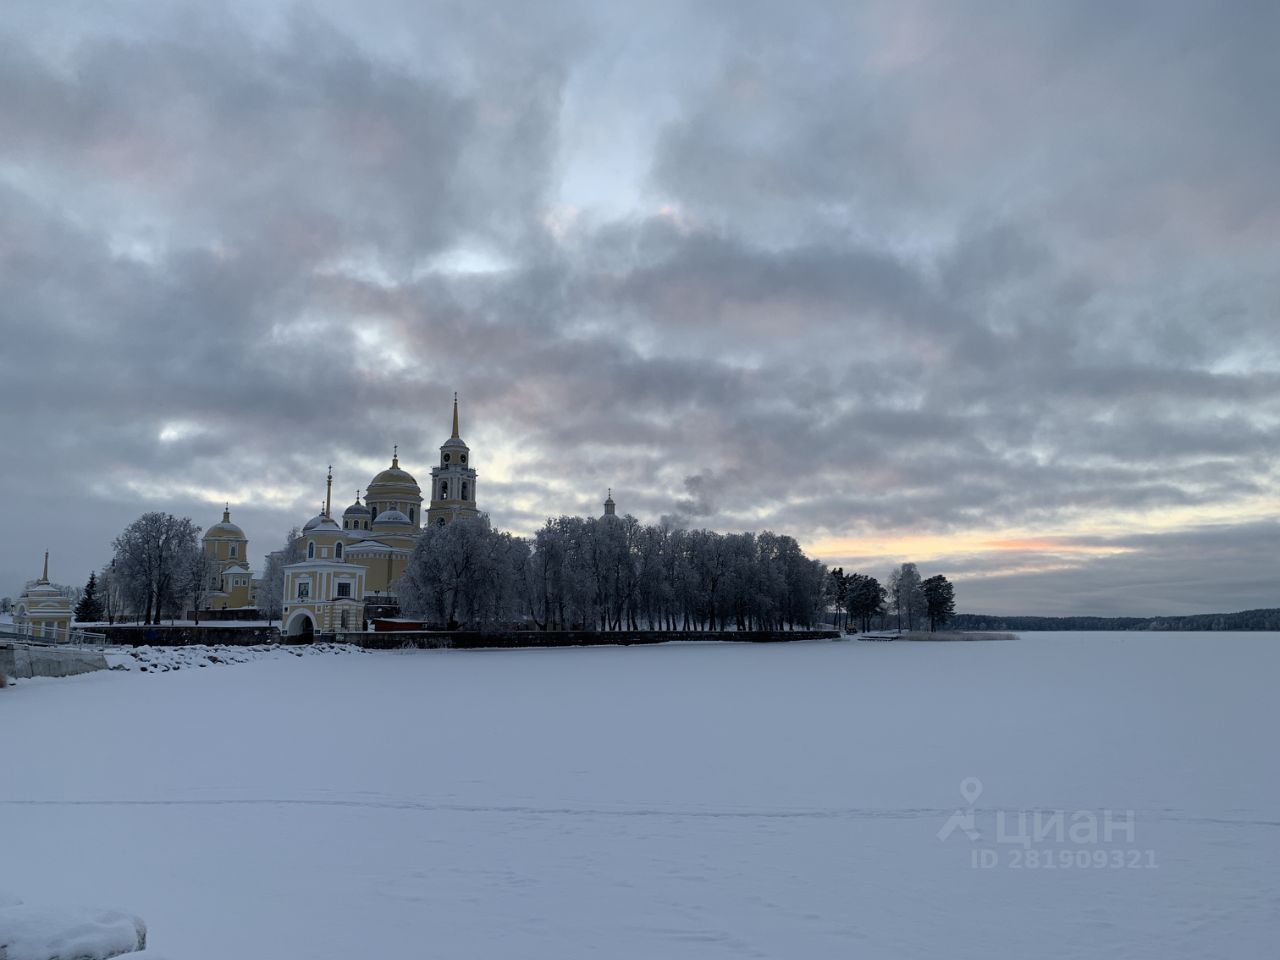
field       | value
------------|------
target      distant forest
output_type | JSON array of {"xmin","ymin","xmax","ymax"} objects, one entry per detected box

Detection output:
[{"xmin": 952, "ymin": 609, "xmax": 1280, "ymax": 631}]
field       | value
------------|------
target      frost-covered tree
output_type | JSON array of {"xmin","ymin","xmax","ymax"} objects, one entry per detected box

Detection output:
[
  {"xmin": 181, "ymin": 545, "xmax": 221, "ymax": 625},
  {"xmin": 97, "ymin": 561, "xmax": 128, "ymax": 624},
  {"xmin": 889, "ymin": 562, "xmax": 927, "ymax": 631},
  {"xmin": 111, "ymin": 512, "xmax": 201, "ymax": 625},
  {"xmin": 397, "ymin": 511, "xmax": 829, "ymax": 633},
  {"xmin": 258, "ymin": 527, "xmax": 303, "ymax": 624},
  {"xmin": 398, "ymin": 516, "xmax": 528, "ymax": 627}
]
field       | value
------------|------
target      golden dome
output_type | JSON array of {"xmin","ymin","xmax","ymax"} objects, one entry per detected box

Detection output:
[
  {"xmin": 368, "ymin": 450, "xmax": 420, "ymax": 497},
  {"xmin": 204, "ymin": 505, "xmax": 246, "ymax": 541}
]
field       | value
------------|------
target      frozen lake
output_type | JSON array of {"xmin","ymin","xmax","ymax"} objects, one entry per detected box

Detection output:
[{"xmin": 4, "ymin": 632, "xmax": 1278, "ymax": 958}]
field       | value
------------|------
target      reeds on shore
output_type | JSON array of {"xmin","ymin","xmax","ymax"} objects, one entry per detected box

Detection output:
[{"xmin": 905, "ymin": 631, "xmax": 1016, "ymax": 642}]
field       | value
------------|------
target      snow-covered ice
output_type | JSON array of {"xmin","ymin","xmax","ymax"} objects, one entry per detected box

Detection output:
[{"xmin": 3, "ymin": 633, "xmax": 1278, "ymax": 958}]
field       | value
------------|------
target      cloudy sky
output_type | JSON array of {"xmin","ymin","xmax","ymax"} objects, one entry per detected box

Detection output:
[{"xmin": 1, "ymin": 0, "xmax": 1276, "ymax": 616}]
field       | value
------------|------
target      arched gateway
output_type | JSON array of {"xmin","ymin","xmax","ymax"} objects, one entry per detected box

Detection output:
[{"xmin": 284, "ymin": 609, "xmax": 316, "ymax": 642}]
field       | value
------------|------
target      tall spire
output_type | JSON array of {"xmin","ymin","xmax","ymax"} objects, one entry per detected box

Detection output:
[
  {"xmin": 223, "ymin": 503, "xmax": 231, "ymax": 523},
  {"xmin": 451, "ymin": 391, "xmax": 460, "ymax": 439},
  {"xmin": 325, "ymin": 465, "xmax": 333, "ymax": 518},
  {"xmin": 41, "ymin": 550, "xmax": 49, "ymax": 583},
  {"xmin": 392, "ymin": 444, "xmax": 399, "ymax": 468}
]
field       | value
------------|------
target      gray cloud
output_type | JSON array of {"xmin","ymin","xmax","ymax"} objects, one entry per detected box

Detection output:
[{"xmin": 1, "ymin": 0, "xmax": 1276, "ymax": 618}]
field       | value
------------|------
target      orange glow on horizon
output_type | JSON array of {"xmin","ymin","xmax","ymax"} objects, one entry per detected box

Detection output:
[{"xmin": 801, "ymin": 494, "xmax": 1279, "ymax": 578}]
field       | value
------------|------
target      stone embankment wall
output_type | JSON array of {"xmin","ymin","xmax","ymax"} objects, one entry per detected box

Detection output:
[
  {"xmin": 0, "ymin": 642, "xmax": 109, "ymax": 680},
  {"xmin": 95, "ymin": 624, "xmax": 281, "ymax": 646}
]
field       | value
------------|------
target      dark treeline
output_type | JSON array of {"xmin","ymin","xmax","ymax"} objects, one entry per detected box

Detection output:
[
  {"xmin": 953, "ymin": 609, "xmax": 1280, "ymax": 631},
  {"xmin": 397, "ymin": 515, "xmax": 830, "ymax": 631},
  {"xmin": 828, "ymin": 561, "xmax": 956, "ymax": 633}
]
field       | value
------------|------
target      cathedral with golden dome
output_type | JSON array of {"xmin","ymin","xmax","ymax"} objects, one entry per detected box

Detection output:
[
  {"xmin": 275, "ymin": 394, "xmax": 481, "ymax": 639},
  {"xmin": 202, "ymin": 506, "xmax": 254, "ymax": 610}
]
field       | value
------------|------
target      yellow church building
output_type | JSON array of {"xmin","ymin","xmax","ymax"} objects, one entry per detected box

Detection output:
[
  {"xmin": 280, "ymin": 396, "xmax": 480, "ymax": 639},
  {"xmin": 201, "ymin": 507, "xmax": 256, "ymax": 611}
]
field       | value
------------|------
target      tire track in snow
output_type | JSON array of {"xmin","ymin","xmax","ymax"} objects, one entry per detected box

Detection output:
[{"xmin": 0, "ymin": 798, "xmax": 1277, "ymax": 828}]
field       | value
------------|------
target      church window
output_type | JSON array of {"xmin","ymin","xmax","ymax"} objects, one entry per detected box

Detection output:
[
  {"xmin": 230, "ymin": 545, "xmax": 237, "ymax": 558},
  {"xmin": 443, "ymin": 453, "xmax": 451, "ymax": 463},
  {"xmin": 461, "ymin": 482, "xmax": 468, "ymax": 500},
  {"xmin": 307, "ymin": 541, "xmax": 315, "ymax": 559},
  {"xmin": 335, "ymin": 542, "xmax": 344, "ymax": 560},
  {"xmin": 460, "ymin": 454, "xmax": 467, "ymax": 464},
  {"xmin": 440, "ymin": 481, "xmax": 448, "ymax": 499},
  {"xmin": 337, "ymin": 581, "xmax": 352, "ymax": 598},
  {"xmin": 409, "ymin": 507, "xmax": 415, "ymax": 523},
  {"xmin": 437, "ymin": 517, "xmax": 446, "ymax": 527}
]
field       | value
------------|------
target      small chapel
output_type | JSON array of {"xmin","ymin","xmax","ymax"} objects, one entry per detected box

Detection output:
[{"xmin": 12, "ymin": 552, "xmax": 74, "ymax": 641}]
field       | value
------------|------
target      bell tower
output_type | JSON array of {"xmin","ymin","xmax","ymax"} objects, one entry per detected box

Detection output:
[{"xmin": 427, "ymin": 393, "xmax": 480, "ymax": 526}]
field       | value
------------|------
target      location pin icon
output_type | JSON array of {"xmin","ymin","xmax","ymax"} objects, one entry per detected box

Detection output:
[{"xmin": 960, "ymin": 777, "xmax": 983, "ymax": 805}]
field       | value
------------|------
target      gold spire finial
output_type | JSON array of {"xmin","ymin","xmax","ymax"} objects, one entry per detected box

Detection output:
[
  {"xmin": 41, "ymin": 550, "xmax": 49, "ymax": 583},
  {"xmin": 223, "ymin": 503, "xmax": 231, "ymax": 523},
  {"xmin": 325, "ymin": 465, "xmax": 333, "ymax": 518},
  {"xmin": 392, "ymin": 444, "xmax": 399, "ymax": 468},
  {"xmin": 452, "ymin": 392, "xmax": 459, "ymax": 439}
]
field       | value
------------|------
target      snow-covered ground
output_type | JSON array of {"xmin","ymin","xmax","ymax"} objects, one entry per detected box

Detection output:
[{"xmin": 3, "ymin": 632, "xmax": 1278, "ymax": 959}]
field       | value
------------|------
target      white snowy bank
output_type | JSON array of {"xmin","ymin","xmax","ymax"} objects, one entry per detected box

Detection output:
[
  {"xmin": 0, "ymin": 894, "xmax": 146, "ymax": 960},
  {"xmin": 102, "ymin": 641, "xmax": 365, "ymax": 673}
]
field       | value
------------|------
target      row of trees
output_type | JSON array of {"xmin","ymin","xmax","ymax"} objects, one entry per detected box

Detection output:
[
  {"xmin": 45, "ymin": 510, "xmax": 954, "ymax": 634},
  {"xmin": 397, "ymin": 515, "xmax": 831, "ymax": 632},
  {"xmin": 828, "ymin": 562, "xmax": 956, "ymax": 632}
]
